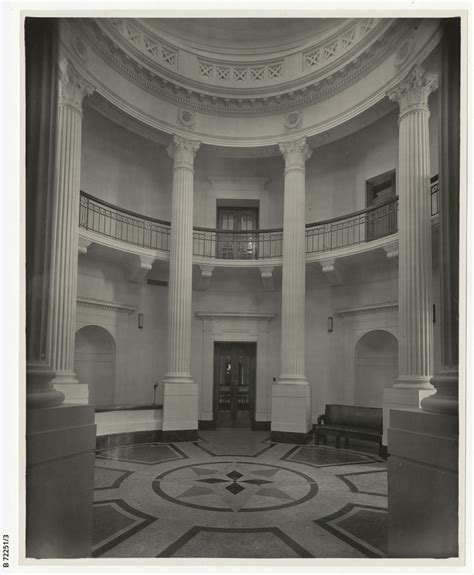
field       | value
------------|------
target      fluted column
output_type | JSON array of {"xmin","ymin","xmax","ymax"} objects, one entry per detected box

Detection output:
[
  {"xmin": 47, "ymin": 58, "xmax": 94, "ymax": 402},
  {"xmin": 162, "ymin": 135, "xmax": 200, "ymax": 439},
  {"xmin": 271, "ymin": 138, "xmax": 312, "ymax": 443},
  {"xmin": 422, "ymin": 20, "xmax": 460, "ymax": 415},
  {"xmin": 388, "ymin": 65, "xmax": 438, "ymax": 389},
  {"xmin": 279, "ymin": 138, "xmax": 311, "ymax": 382},
  {"xmin": 381, "ymin": 66, "xmax": 438, "ymax": 449}
]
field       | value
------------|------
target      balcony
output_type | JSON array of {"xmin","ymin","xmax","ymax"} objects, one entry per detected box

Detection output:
[{"xmin": 78, "ymin": 176, "xmax": 439, "ymax": 266}]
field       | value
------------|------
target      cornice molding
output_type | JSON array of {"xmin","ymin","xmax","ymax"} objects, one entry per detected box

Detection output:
[
  {"xmin": 196, "ymin": 312, "xmax": 275, "ymax": 320},
  {"xmin": 335, "ymin": 302, "xmax": 398, "ymax": 317},
  {"xmin": 77, "ymin": 18, "xmax": 416, "ymax": 117},
  {"xmin": 77, "ymin": 297, "xmax": 136, "ymax": 314}
]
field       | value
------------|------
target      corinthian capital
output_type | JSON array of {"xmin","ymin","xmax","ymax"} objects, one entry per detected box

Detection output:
[
  {"xmin": 167, "ymin": 135, "xmax": 201, "ymax": 170},
  {"xmin": 279, "ymin": 137, "xmax": 312, "ymax": 170},
  {"xmin": 387, "ymin": 65, "xmax": 438, "ymax": 118},
  {"xmin": 58, "ymin": 58, "xmax": 95, "ymax": 112}
]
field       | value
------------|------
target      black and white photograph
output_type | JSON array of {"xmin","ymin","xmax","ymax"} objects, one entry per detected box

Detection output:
[{"xmin": 0, "ymin": 0, "xmax": 471, "ymax": 570}]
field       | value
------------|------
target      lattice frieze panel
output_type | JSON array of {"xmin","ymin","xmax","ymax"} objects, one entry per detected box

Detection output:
[{"xmin": 197, "ymin": 59, "xmax": 284, "ymax": 83}]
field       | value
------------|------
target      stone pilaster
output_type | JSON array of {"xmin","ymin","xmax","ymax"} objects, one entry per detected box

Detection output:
[
  {"xmin": 162, "ymin": 135, "xmax": 200, "ymax": 440},
  {"xmin": 47, "ymin": 58, "xmax": 94, "ymax": 403},
  {"xmin": 271, "ymin": 138, "xmax": 312, "ymax": 443},
  {"xmin": 383, "ymin": 66, "xmax": 438, "ymax": 439}
]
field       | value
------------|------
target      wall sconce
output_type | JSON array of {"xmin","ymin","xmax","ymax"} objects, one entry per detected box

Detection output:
[
  {"xmin": 327, "ymin": 316, "xmax": 333, "ymax": 333},
  {"xmin": 138, "ymin": 313, "xmax": 144, "ymax": 329}
]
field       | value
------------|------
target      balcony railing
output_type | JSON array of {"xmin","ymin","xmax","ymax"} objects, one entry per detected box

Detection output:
[
  {"xmin": 79, "ymin": 192, "xmax": 171, "ymax": 250},
  {"xmin": 193, "ymin": 227, "xmax": 283, "ymax": 259},
  {"xmin": 79, "ymin": 176, "xmax": 439, "ymax": 260}
]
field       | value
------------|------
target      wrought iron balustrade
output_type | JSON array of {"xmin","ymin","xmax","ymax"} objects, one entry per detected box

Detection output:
[
  {"xmin": 80, "ymin": 178, "xmax": 439, "ymax": 260},
  {"xmin": 193, "ymin": 227, "xmax": 284, "ymax": 259},
  {"xmin": 306, "ymin": 197, "xmax": 399, "ymax": 254},
  {"xmin": 79, "ymin": 192, "xmax": 171, "ymax": 251}
]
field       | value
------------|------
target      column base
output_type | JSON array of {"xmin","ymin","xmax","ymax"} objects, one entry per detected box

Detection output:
[
  {"xmin": 162, "ymin": 379, "xmax": 198, "ymax": 437},
  {"xmin": 52, "ymin": 371, "xmax": 79, "ymax": 386},
  {"xmin": 382, "ymin": 386, "xmax": 435, "ymax": 447},
  {"xmin": 387, "ymin": 408, "xmax": 458, "ymax": 558},
  {"xmin": 26, "ymin": 404, "xmax": 96, "ymax": 558},
  {"xmin": 421, "ymin": 369, "xmax": 459, "ymax": 415},
  {"xmin": 27, "ymin": 362, "xmax": 65, "ymax": 409},
  {"xmin": 53, "ymin": 383, "xmax": 89, "ymax": 404},
  {"xmin": 270, "ymin": 380, "xmax": 312, "ymax": 438}
]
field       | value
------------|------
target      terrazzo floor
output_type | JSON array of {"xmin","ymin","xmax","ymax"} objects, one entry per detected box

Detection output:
[{"xmin": 92, "ymin": 429, "xmax": 388, "ymax": 558}]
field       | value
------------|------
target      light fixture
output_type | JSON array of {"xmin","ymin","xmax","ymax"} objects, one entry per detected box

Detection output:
[
  {"xmin": 327, "ymin": 316, "xmax": 333, "ymax": 333},
  {"xmin": 138, "ymin": 313, "xmax": 144, "ymax": 329}
]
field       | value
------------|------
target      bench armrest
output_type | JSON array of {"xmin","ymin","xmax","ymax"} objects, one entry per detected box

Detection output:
[{"xmin": 317, "ymin": 414, "xmax": 326, "ymax": 425}]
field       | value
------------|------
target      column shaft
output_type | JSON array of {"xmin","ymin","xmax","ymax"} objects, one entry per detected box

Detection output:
[
  {"xmin": 388, "ymin": 65, "xmax": 438, "ymax": 390},
  {"xmin": 162, "ymin": 135, "xmax": 200, "ymax": 438},
  {"xmin": 271, "ymin": 138, "xmax": 312, "ymax": 442},
  {"xmin": 47, "ymin": 60, "xmax": 93, "ymax": 393},
  {"xmin": 280, "ymin": 153, "xmax": 307, "ymax": 379}
]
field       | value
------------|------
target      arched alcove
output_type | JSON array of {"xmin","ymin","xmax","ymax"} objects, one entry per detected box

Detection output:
[
  {"xmin": 354, "ymin": 329, "xmax": 398, "ymax": 408},
  {"xmin": 74, "ymin": 325, "xmax": 116, "ymax": 406}
]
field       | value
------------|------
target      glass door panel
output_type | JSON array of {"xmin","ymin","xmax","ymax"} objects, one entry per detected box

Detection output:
[{"xmin": 214, "ymin": 342, "xmax": 256, "ymax": 427}]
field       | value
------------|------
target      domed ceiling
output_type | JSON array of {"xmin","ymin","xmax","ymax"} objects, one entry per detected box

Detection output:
[
  {"xmin": 86, "ymin": 16, "xmax": 410, "ymax": 113},
  {"xmin": 142, "ymin": 18, "xmax": 346, "ymax": 54}
]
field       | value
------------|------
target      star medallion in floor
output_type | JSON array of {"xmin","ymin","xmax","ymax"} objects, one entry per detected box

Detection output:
[{"xmin": 93, "ymin": 429, "xmax": 387, "ymax": 558}]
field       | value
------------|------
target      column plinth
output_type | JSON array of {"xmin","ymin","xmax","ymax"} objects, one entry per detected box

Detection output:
[
  {"xmin": 271, "ymin": 138, "xmax": 312, "ymax": 443},
  {"xmin": 47, "ymin": 58, "xmax": 94, "ymax": 402},
  {"xmin": 162, "ymin": 135, "xmax": 200, "ymax": 440}
]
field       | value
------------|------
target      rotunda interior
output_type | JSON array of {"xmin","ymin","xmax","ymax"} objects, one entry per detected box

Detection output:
[{"xmin": 23, "ymin": 14, "xmax": 462, "ymax": 562}]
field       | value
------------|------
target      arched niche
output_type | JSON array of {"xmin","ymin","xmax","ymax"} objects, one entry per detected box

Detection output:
[
  {"xmin": 74, "ymin": 325, "xmax": 116, "ymax": 406},
  {"xmin": 354, "ymin": 329, "xmax": 398, "ymax": 408}
]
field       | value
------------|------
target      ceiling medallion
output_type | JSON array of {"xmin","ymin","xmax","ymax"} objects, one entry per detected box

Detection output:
[
  {"xmin": 394, "ymin": 37, "xmax": 414, "ymax": 69},
  {"xmin": 73, "ymin": 36, "xmax": 88, "ymax": 62},
  {"xmin": 177, "ymin": 109, "xmax": 195, "ymax": 129},
  {"xmin": 284, "ymin": 110, "xmax": 303, "ymax": 130}
]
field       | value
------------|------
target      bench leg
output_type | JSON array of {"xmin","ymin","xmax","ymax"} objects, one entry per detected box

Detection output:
[
  {"xmin": 344, "ymin": 437, "xmax": 350, "ymax": 449},
  {"xmin": 335, "ymin": 435, "xmax": 340, "ymax": 449}
]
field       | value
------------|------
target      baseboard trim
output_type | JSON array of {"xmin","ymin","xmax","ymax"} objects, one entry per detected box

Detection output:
[
  {"xmin": 198, "ymin": 420, "xmax": 216, "ymax": 430},
  {"xmin": 161, "ymin": 429, "xmax": 198, "ymax": 442},
  {"xmin": 270, "ymin": 429, "xmax": 313, "ymax": 444},
  {"xmin": 251, "ymin": 420, "xmax": 271, "ymax": 431}
]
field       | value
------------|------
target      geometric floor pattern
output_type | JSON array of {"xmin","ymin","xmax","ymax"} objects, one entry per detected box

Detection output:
[{"xmin": 93, "ymin": 429, "xmax": 387, "ymax": 558}]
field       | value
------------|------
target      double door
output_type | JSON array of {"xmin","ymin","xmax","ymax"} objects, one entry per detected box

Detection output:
[{"xmin": 213, "ymin": 342, "xmax": 256, "ymax": 427}]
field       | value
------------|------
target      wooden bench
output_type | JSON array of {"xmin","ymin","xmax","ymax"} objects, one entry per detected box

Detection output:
[{"xmin": 314, "ymin": 404, "xmax": 384, "ymax": 457}]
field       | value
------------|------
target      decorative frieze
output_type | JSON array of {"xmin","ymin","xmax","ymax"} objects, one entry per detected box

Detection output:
[
  {"xmin": 197, "ymin": 59, "xmax": 283, "ymax": 83},
  {"xmin": 303, "ymin": 19, "xmax": 378, "ymax": 71},
  {"xmin": 110, "ymin": 19, "xmax": 178, "ymax": 69}
]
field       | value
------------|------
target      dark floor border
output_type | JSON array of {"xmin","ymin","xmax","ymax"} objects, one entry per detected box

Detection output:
[
  {"xmin": 92, "ymin": 498, "xmax": 157, "ymax": 557},
  {"xmin": 96, "ymin": 430, "xmax": 163, "ymax": 450},
  {"xmin": 94, "ymin": 467, "xmax": 135, "ymax": 491},
  {"xmin": 162, "ymin": 429, "xmax": 198, "ymax": 442},
  {"xmin": 156, "ymin": 525, "xmax": 313, "ymax": 558},
  {"xmin": 313, "ymin": 502, "xmax": 387, "ymax": 558},
  {"xmin": 95, "ymin": 442, "xmax": 189, "ymax": 465},
  {"xmin": 280, "ymin": 444, "xmax": 382, "ymax": 468},
  {"xmin": 270, "ymin": 429, "xmax": 313, "ymax": 444},
  {"xmin": 335, "ymin": 469, "xmax": 388, "ymax": 497},
  {"xmin": 193, "ymin": 441, "xmax": 275, "ymax": 458}
]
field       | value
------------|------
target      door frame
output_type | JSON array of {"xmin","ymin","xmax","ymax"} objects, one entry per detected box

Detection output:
[{"xmin": 213, "ymin": 341, "xmax": 257, "ymax": 427}]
